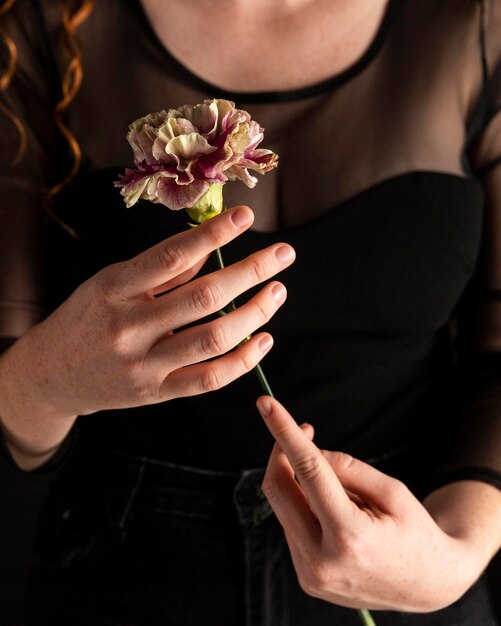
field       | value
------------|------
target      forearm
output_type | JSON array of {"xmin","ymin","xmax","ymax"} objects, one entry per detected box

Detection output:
[
  {"xmin": 423, "ymin": 480, "xmax": 501, "ymax": 584},
  {"xmin": 0, "ymin": 329, "xmax": 77, "ymax": 471}
]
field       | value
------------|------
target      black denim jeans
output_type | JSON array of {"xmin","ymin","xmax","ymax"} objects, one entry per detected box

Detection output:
[{"xmin": 26, "ymin": 441, "xmax": 498, "ymax": 626}]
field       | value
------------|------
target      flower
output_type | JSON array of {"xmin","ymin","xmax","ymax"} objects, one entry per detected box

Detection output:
[{"xmin": 115, "ymin": 99, "xmax": 278, "ymax": 221}]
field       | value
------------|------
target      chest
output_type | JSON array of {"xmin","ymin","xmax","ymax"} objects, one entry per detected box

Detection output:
[{"xmin": 139, "ymin": 0, "xmax": 391, "ymax": 93}]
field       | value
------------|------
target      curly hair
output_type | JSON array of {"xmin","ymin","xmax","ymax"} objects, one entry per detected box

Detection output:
[
  {"xmin": 0, "ymin": 0, "xmax": 27, "ymax": 166},
  {"xmin": 0, "ymin": 0, "xmax": 95, "ymax": 232}
]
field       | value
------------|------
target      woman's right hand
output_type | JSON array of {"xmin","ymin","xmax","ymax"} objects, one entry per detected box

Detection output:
[{"xmin": 0, "ymin": 206, "xmax": 294, "ymax": 467}]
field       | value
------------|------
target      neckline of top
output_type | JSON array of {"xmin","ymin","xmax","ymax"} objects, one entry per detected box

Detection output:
[
  {"xmin": 133, "ymin": 0, "xmax": 400, "ymax": 104},
  {"xmin": 92, "ymin": 168, "xmax": 482, "ymax": 237},
  {"xmin": 244, "ymin": 170, "xmax": 484, "ymax": 236}
]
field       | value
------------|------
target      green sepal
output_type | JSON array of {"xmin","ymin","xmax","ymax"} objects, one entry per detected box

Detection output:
[{"xmin": 185, "ymin": 182, "xmax": 224, "ymax": 223}]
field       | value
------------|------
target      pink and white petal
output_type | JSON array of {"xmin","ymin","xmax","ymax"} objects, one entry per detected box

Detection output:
[
  {"xmin": 153, "ymin": 119, "xmax": 195, "ymax": 160},
  {"xmin": 240, "ymin": 150, "xmax": 279, "ymax": 172},
  {"xmin": 173, "ymin": 167, "xmax": 195, "ymax": 184},
  {"xmin": 152, "ymin": 138, "xmax": 169, "ymax": 162},
  {"xmin": 165, "ymin": 133, "xmax": 218, "ymax": 161},
  {"xmin": 228, "ymin": 122, "xmax": 253, "ymax": 154},
  {"xmin": 143, "ymin": 168, "xmax": 193, "ymax": 200},
  {"xmin": 119, "ymin": 175, "xmax": 152, "ymax": 208},
  {"xmin": 246, "ymin": 121, "xmax": 266, "ymax": 151},
  {"xmin": 197, "ymin": 144, "xmax": 234, "ymax": 178},
  {"xmin": 192, "ymin": 101, "xmax": 220, "ymax": 138},
  {"xmin": 226, "ymin": 165, "xmax": 258, "ymax": 188},
  {"xmin": 156, "ymin": 178, "xmax": 210, "ymax": 210},
  {"xmin": 128, "ymin": 110, "xmax": 168, "ymax": 134},
  {"xmin": 138, "ymin": 126, "xmax": 161, "ymax": 165},
  {"xmin": 128, "ymin": 127, "xmax": 156, "ymax": 165},
  {"xmin": 176, "ymin": 102, "xmax": 214, "ymax": 136},
  {"xmin": 213, "ymin": 99, "xmax": 235, "ymax": 132},
  {"xmin": 170, "ymin": 117, "xmax": 199, "ymax": 137},
  {"xmin": 245, "ymin": 148, "xmax": 276, "ymax": 161},
  {"xmin": 165, "ymin": 107, "xmax": 183, "ymax": 120},
  {"xmin": 156, "ymin": 122, "xmax": 177, "ymax": 145}
]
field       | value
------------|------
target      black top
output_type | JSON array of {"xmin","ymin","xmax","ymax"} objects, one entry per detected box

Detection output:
[{"xmin": 1, "ymin": 0, "xmax": 501, "ymax": 493}]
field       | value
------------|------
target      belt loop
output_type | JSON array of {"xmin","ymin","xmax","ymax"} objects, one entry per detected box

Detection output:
[
  {"xmin": 109, "ymin": 458, "xmax": 146, "ymax": 542},
  {"xmin": 234, "ymin": 469, "xmax": 272, "ymax": 529}
]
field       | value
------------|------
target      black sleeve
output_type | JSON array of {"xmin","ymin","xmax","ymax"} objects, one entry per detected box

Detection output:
[
  {"xmin": 0, "ymin": 0, "xmax": 68, "ymax": 337},
  {"xmin": 0, "ymin": 1, "xmax": 74, "ymax": 473},
  {"xmin": 425, "ymin": 0, "xmax": 501, "ymax": 493}
]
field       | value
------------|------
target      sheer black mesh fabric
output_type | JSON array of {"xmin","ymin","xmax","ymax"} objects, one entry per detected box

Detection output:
[{"xmin": 0, "ymin": 0, "xmax": 500, "ymax": 490}]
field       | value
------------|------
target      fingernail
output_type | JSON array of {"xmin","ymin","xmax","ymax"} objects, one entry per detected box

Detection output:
[
  {"xmin": 271, "ymin": 283, "xmax": 287, "ymax": 303},
  {"xmin": 230, "ymin": 207, "xmax": 252, "ymax": 228},
  {"xmin": 275, "ymin": 245, "xmax": 295, "ymax": 264},
  {"xmin": 259, "ymin": 335, "xmax": 273, "ymax": 353},
  {"xmin": 257, "ymin": 397, "xmax": 272, "ymax": 417}
]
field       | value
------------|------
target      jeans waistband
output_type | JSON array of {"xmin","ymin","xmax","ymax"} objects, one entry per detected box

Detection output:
[{"xmin": 60, "ymin": 439, "xmax": 273, "ymax": 537}]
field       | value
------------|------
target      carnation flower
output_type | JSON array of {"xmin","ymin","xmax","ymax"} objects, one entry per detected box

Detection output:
[{"xmin": 115, "ymin": 99, "xmax": 278, "ymax": 222}]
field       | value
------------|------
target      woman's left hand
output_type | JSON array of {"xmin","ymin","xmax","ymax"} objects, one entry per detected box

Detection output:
[{"xmin": 257, "ymin": 396, "xmax": 483, "ymax": 613}]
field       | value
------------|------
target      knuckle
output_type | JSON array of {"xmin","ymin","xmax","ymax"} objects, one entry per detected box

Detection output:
[
  {"xmin": 298, "ymin": 560, "xmax": 331, "ymax": 597},
  {"xmin": 302, "ymin": 550, "xmax": 357, "ymax": 598},
  {"xmin": 309, "ymin": 559, "xmax": 331, "ymax": 589},
  {"xmin": 248, "ymin": 257, "xmax": 268, "ymax": 283},
  {"xmin": 386, "ymin": 478, "xmax": 410, "ymax": 504},
  {"xmin": 128, "ymin": 375, "xmax": 154, "ymax": 402},
  {"xmin": 329, "ymin": 451, "xmax": 355, "ymax": 474},
  {"xmin": 252, "ymin": 299, "xmax": 270, "ymax": 326},
  {"xmin": 298, "ymin": 572, "xmax": 315, "ymax": 596},
  {"xmin": 336, "ymin": 530, "xmax": 365, "ymax": 565},
  {"xmin": 94, "ymin": 264, "xmax": 125, "ymax": 302},
  {"xmin": 191, "ymin": 280, "xmax": 224, "ymax": 314},
  {"xmin": 204, "ymin": 220, "xmax": 227, "ymax": 248},
  {"xmin": 106, "ymin": 317, "xmax": 138, "ymax": 358},
  {"xmin": 236, "ymin": 348, "xmax": 257, "ymax": 373},
  {"xmin": 119, "ymin": 357, "xmax": 160, "ymax": 404},
  {"xmin": 294, "ymin": 454, "xmax": 322, "ymax": 484},
  {"xmin": 108, "ymin": 323, "xmax": 129, "ymax": 355},
  {"xmin": 200, "ymin": 324, "xmax": 229, "ymax": 356},
  {"xmin": 261, "ymin": 476, "xmax": 280, "ymax": 503},
  {"xmin": 158, "ymin": 243, "xmax": 187, "ymax": 273},
  {"xmin": 199, "ymin": 366, "xmax": 223, "ymax": 393}
]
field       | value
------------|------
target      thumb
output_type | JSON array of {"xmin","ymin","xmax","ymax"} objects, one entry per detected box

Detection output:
[
  {"xmin": 299, "ymin": 422, "xmax": 315, "ymax": 440},
  {"xmin": 322, "ymin": 451, "xmax": 410, "ymax": 514}
]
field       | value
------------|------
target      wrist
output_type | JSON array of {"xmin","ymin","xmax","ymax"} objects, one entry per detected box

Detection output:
[
  {"xmin": 424, "ymin": 481, "xmax": 501, "ymax": 584},
  {"xmin": 0, "ymin": 329, "xmax": 77, "ymax": 467}
]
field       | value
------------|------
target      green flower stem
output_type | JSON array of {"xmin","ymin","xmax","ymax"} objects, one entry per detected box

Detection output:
[
  {"xmin": 212, "ymin": 247, "xmax": 274, "ymax": 398},
  {"xmin": 358, "ymin": 609, "xmax": 377, "ymax": 626},
  {"xmin": 214, "ymin": 247, "xmax": 373, "ymax": 626}
]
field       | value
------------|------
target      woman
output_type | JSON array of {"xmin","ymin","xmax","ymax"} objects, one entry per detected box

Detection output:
[{"xmin": 0, "ymin": 0, "xmax": 500, "ymax": 624}]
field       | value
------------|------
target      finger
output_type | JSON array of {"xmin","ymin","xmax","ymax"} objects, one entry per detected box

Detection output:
[
  {"xmin": 146, "ymin": 281, "xmax": 286, "ymax": 369},
  {"xmin": 300, "ymin": 423, "xmax": 315, "ymax": 440},
  {"xmin": 322, "ymin": 450, "xmax": 411, "ymax": 514},
  {"xmin": 100, "ymin": 206, "xmax": 255, "ymax": 298},
  {"xmin": 136, "ymin": 243, "xmax": 295, "ymax": 342},
  {"xmin": 262, "ymin": 438, "xmax": 321, "ymax": 552},
  {"xmin": 150, "ymin": 255, "xmax": 209, "ymax": 296},
  {"xmin": 256, "ymin": 396, "xmax": 353, "ymax": 526},
  {"xmin": 161, "ymin": 332, "xmax": 273, "ymax": 398}
]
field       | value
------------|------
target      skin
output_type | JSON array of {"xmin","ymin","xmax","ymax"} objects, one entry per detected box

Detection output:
[{"xmin": 0, "ymin": 206, "xmax": 295, "ymax": 469}]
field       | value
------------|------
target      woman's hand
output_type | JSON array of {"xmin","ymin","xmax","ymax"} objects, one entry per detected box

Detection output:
[
  {"xmin": 257, "ymin": 396, "xmax": 491, "ymax": 613},
  {"xmin": 0, "ymin": 206, "xmax": 294, "ymax": 467}
]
